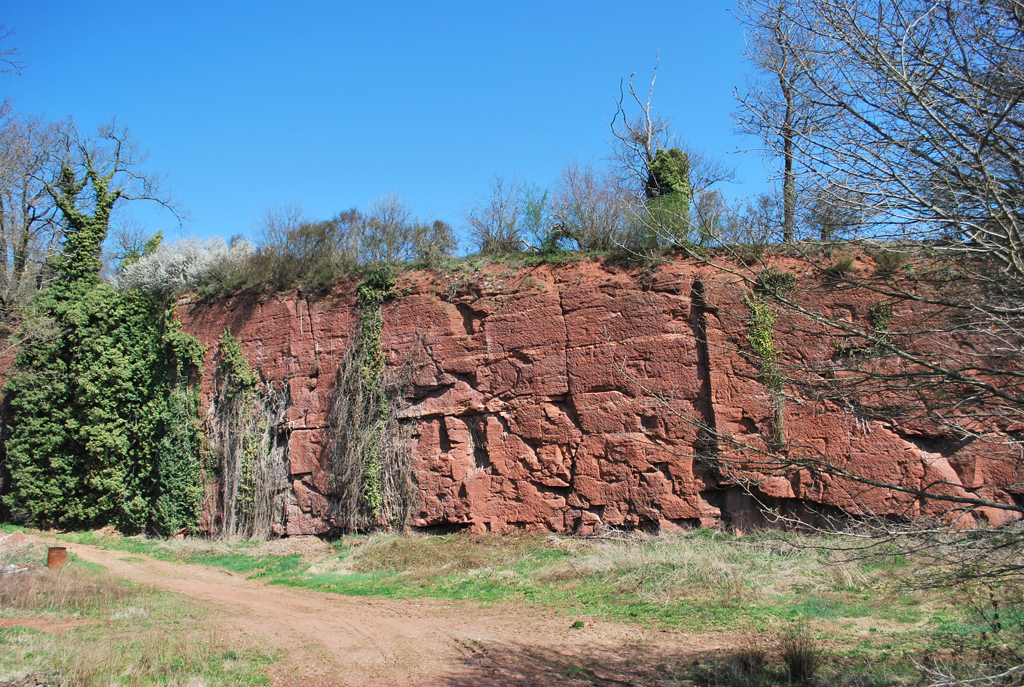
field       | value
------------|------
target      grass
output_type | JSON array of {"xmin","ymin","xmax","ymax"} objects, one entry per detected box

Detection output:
[
  {"xmin": 0, "ymin": 532, "xmax": 274, "ymax": 686},
  {"xmin": 29, "ymin": 525, "xmax": 1011, "ymax": 682},
  {"xmin": 278, "ymin": 531, "xmax": 937, "ymax": 631},
  {"xmin": 54, "ymin": 528, "xmax": 945, "ymax": 629}
]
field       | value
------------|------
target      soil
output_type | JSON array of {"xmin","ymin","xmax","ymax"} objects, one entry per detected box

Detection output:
[{"xmin": 33, "ymin": 538, "xmax": 733, "ymax": 686}]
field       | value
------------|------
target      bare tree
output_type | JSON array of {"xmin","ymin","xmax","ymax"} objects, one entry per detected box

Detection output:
[
  {"xmin": 0, "ymin": 111, "xmax": 60, "ymax": 311},
  {"xmin": 679, "ymin": 0, "xmax": 1024, "ymax": 561},
  {"xmin": 362, "ymin": 193, "xmax": 415, "ymax": 265},
  {"xmin": 607, "ymin": 59, "xmax": 738, "ymax": 250},
  {"xmin": 412, "ymin": 219, "xmax": 457, "ymax": 269},
  {"xmin": 0, "ymin": 22, "xmax": 24, "ymax": 76},
  {"xmin": 783, "ymin": 0, "xmax": 1024, "ymax": 278},
  {"xmin": 801, "ymin": 183, "xmax": 863, "ymax": 241},
  {"xmin": 254, "ymin": 201, "xmax": 308, "ymax": 253},
  {"xmin": 607, "ymin": 56, "xmax": 675, "ymax": 198},
  {"xmin": 550, "ymin": 160, "xmax": 637, "ymax": 251},
  {"xmin": 734, "ymin": 0, "xmax": 820, "ymax": 242},
  {"xmin": 708, "ymin": 193, "xmax": 782, "ymax": 254},
  {"xmin": 725, "ymin": 0, "xmax": 1024, "ymax": 437},
  {"xmin": 48, "ymin": 118, "xmax": 179, "ymax": 216},
  {"xmin": 691, "ymin": 188, "xmax": 732, "ymax": 245},
  {"xmin": 462, "ymin": 173, "xmax": 526, "ymax": 254}
]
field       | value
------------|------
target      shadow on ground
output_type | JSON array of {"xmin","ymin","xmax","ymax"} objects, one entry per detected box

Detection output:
[{"xmin": 441, "ymin": 636, "xmax": 724, "ymax": 687}]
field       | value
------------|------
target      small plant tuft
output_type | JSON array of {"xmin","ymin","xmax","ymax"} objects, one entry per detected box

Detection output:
[
  {"xmin": 870, "ymin": 302, "xmax": 892, "ymax": 333},
  {"xmin": 826, "ymin": 251, "xmax": 856, "ymax": 278},
  {"xmin": 729, "ymin": 635, "xmax": 768, "ymax": 684},
  {"xmin": 872, "ymin": 248, "xmax": 904, "ymax": 275},
  {"xmin": 779, "ymin": 623, "xmax": 823, "ymax": 683}
]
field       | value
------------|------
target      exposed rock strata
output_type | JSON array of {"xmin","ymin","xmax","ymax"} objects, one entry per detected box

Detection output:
[{"xmin": 176, "ymin": 258, "xmax": 1023, "ymax": 536}]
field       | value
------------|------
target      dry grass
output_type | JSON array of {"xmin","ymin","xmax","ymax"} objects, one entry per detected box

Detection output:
[
  {"xmin": 345, "ymin": 532, "xmax": 546, "ymax": 580},
  {"xmin": 1, "ymin": 536, "xmax": 136, "ymax": 616},
  {"xmin": 0, "ymin": 533, "xmax": 272, "ymax": 686},
  {"xmin": 530, "ymin": 532, "xmax": 869, "ymax": 606},
  {"xmin": 0, "ymin": 565, "xmax": 136, "ymax": 617},
  {"xmin": 3, "ymin": 607, "xmax": 271, "ymax": 687},
  {"xmin": 728, "ymin": 634, "xmax": 770, "ymax": 685},
  {"xmin": 779, "ymin": 623, "xmax": 823, "ymax": 683}
]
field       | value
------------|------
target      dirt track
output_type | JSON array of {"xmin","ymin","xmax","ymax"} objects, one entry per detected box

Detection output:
[{"xmin": 60, "ymin": 542, "xmax": 725, "ymax": 686}]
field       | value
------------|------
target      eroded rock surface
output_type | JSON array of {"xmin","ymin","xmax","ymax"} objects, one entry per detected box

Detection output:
[{"xmin": 177, "ymin": 258, "xmax": 1023, "ymax": 535}]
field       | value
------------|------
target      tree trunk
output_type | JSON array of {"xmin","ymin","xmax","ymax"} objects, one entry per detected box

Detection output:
[{"xmin": 782, "ymin": 91, "xmax": 796, "ymax": 243}]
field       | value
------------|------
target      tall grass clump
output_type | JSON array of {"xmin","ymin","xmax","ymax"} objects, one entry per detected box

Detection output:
[
  {"xmin": 0, "ymin": 540, "xmax": 135, "ymax": 616},
  {"xmin": 779, "ymin": 622, "xmax": 823, "ymax": 683}
]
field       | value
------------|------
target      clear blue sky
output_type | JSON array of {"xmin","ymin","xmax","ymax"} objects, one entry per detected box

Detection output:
[{"xmin": 2, "ymin": 1, "xmax": 769, "ymax": 243}]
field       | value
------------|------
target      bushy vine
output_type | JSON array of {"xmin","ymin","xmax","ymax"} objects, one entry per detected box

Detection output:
[
  {"xmin": 354, "ymin": 265, "xmax": 398, "ymax": 515},
  {"xmin": 746, "ymin": 294, "xmax": 782, "ymax": 392},
  {"xmin": 870, "ymin": 302, "xmax": 892, "ymax": 335},
  {"xmin": 210, "ymin": 330, "xmax": 288, "ymax": 539},
  {"xmin": 218, "ymin": 328, "xmax": 259, "ymax": 397},
  {"xmin": 755, "ymin": 267, "xmax": 797, "ymax": 297},
  {"xmin": 746, "ymin": 293, "xmax": 786, "ymax": 445}
]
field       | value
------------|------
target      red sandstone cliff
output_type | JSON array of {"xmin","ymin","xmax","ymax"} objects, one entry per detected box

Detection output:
[{"xmin": 177, "ymin": 256, "xmax": 1022, "ymax": 536}]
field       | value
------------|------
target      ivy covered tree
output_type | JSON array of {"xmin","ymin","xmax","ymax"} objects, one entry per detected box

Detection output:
[
  {"xmin": 609, "ymin": 58, "xmax": 735, "ymax": 248},
  {"xmin": 645, "ymin": 147, "xmax": 692, "ymax": 243},
  {"xmin": 2, "ymin": 120, "xmax": 205, "ymax": 534}
]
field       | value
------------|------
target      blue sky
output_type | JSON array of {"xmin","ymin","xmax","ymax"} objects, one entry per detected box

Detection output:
[{"xmin": 2, "ymin": 1, "xmax": 769, "ymax": 243}]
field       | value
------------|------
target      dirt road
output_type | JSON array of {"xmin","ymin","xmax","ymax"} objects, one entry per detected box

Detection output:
[{"xmin": 63, "ymin": 542, "xmax": 724, "ymax": 686}]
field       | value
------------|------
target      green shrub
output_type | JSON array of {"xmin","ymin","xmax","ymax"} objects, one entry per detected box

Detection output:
[{"xmin": 755, "ymin": 267, "xmax": 797, "ymax": 296}]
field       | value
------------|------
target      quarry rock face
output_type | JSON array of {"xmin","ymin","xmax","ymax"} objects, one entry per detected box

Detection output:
[{"xmin": 177, "ymin": 258, "xmax": 1023, "ymax": 536}]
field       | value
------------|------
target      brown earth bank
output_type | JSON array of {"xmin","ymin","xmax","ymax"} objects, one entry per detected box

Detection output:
[
  {"xmin": 176, "ymin": 254, "xmax": 1023, "ymax": 537},
  {"xmin": 65, "ymin": 541, "xmax": 730, "ymax": 687}
]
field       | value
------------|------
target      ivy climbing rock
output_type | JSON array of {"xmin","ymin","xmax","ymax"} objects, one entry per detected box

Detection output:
[
  {"xmin": 208, "ymin": 329, "xmax": 289, "ymax": 539},
  {"xmin": 326, "ymin": 264, "xmax": 413, "ymax": 531},
  {"xmin": 745, "ymin": 292, "xmax": 786, "ymax": 445}
]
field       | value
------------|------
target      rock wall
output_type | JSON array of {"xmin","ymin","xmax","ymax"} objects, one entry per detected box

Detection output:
[{"xmin": 177, "ymin": 256, "xmax": 1022, "ymax": 536}]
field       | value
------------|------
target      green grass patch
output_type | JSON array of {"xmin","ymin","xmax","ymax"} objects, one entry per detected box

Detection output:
[
  {"xmin": 189, "ymin": 552, "xmax": 306, "ymax": 578},
  {"xmin": 56, "ymin": 531, "xmax": 180, "ymax": 562}
]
